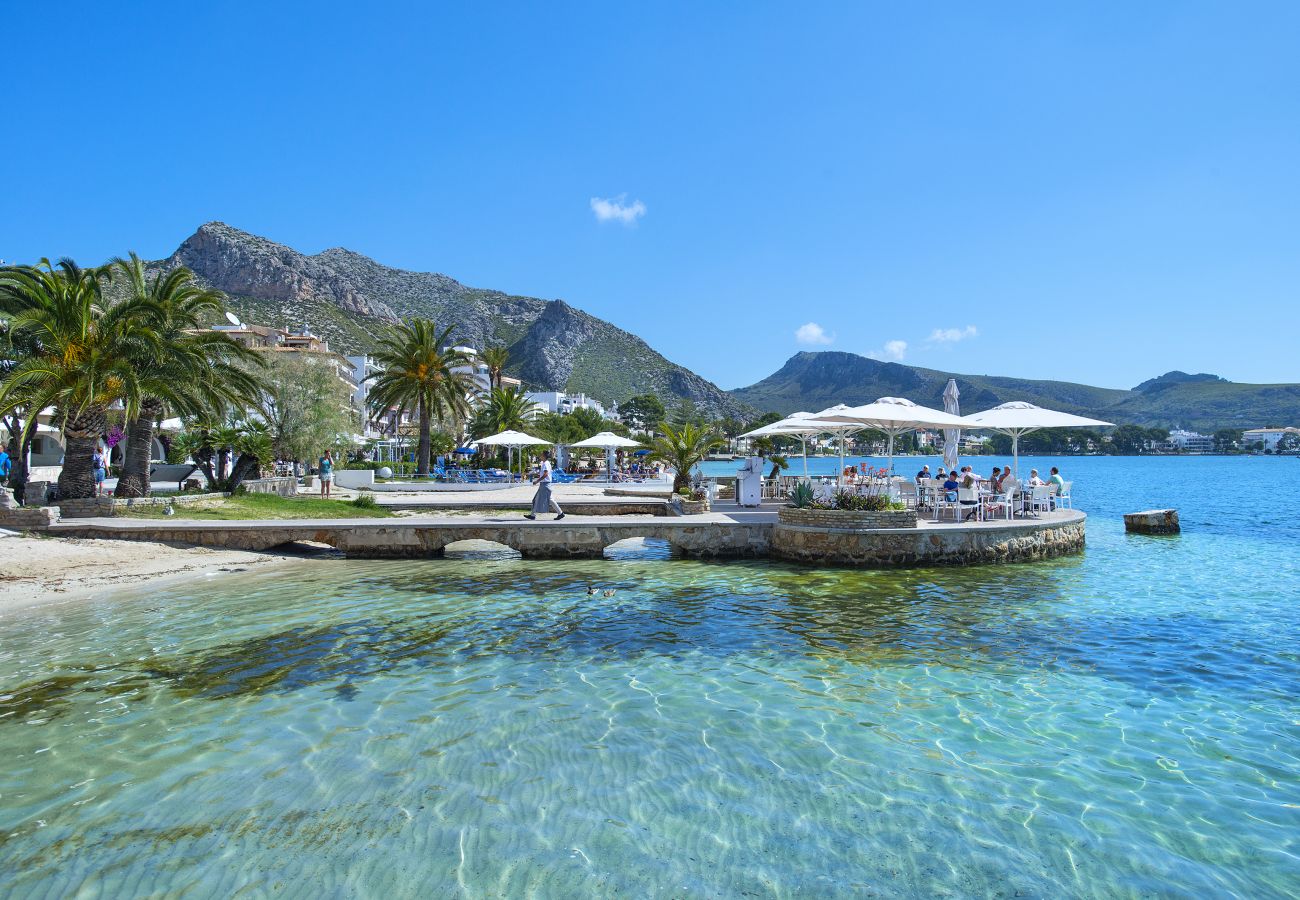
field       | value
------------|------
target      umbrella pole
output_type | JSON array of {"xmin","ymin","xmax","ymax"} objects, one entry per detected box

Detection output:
[
  {"xmin": 1012, "ymin": 433, "xmax": 1019, "ymax": 480},
  {"xmin": 839, "ymin": 431, "xmax": 846, "ymax": 488},
  {"xmin": 802, "ymin": 436, "xmax": 808, "ymax": 479},
  {"xmin": 887, "ymin": 432, "xmax": 895, "ymax": 474}
]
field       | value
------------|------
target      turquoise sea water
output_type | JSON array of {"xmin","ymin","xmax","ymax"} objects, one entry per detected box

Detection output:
[{"xmin": 1, "ymin": 456, "xmax": 1298, "ymax": 897}]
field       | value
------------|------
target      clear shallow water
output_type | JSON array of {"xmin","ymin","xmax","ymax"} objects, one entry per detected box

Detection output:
[{"xmin": 2, "ymin": 457, "xmax": 1298, "ymax": 897}]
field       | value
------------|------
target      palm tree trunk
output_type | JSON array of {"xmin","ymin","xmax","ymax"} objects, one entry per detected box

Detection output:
[
  {"xmin": 416, "ymin": 397, "xmax": 432, "ymax": 476},
  {"xmin": 58, "ymin": 405, "xmax": 108, "ymax": 500},
  {"xmin": 115, "ymin": 398, "xmax": 163, "ymax": 498},
  {"xmin": 11, "ymin": 429, "xmax": 34, "ymax": 504},
  {"xmin": 226, "ymin": 452, "xmax": 261, "ymax": 493},
  {"xmin": 4, "ymin": 412, "xmax": 34, "ymax": 503}
]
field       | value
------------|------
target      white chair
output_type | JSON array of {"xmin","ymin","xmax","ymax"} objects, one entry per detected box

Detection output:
[
  {"xmin": 933, "ymin": 485, "xmax": 960, "ymax": 522},
  {"xmin": 984, "ymin": 479, "xmax": 1018, "ymax": 520},
  {"xmin": 1055, "ymin": 481, "xmax": 1073, "ymax": 509},
  {"xmin": 897, "ymin": 481, "xmax": 918, "ymax": 509},
  {"xmin": 957, "ymin": 486, "xmax": 983, "ymax": 522},
  {"xmin": 1028, "ymin": 485, "xmax": 1052, "ymax": 516}
]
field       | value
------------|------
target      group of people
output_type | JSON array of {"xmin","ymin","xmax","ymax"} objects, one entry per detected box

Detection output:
[{"xmin": 913, "ymin": 463, "xmax": 1066, "ymax": 519}]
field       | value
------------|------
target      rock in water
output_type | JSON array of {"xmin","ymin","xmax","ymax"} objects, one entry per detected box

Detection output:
[{"xmin": 1124, "ymin": 509, "xmax": 1180, "ymax": 535}]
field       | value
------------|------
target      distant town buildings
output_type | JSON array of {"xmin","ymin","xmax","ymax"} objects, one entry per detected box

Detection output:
[
  {"xmin": 1242, "ymin": 426, "xmax": 1300, "ymax": 452},
  {"xmin": 211, "ymin": 323, "xmax": 359, "ymax": 395},
  {"xmin": 1165, "ymin": 429, "xmax": 1214, "ymax": 453},
  {"xmin": 525, "ymin": 391, "xmax": 609, "ymax": 419}
]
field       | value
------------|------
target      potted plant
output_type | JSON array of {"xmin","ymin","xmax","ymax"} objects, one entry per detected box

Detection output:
[
  {"xmin": 778, "ymin": 474, "xmax": 917, "ymax": 528},
  {"xmin": 674, "ymin": 485, "xmax": 711, "ymax": 515}
]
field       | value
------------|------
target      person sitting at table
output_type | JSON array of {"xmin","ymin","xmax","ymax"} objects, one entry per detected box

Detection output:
[
  {"xmin": 1027, "ymin": 469, "xmax": 1046, "ymax": 487},
  {"xmin": 1048, "ymin": 466, "xmax": 1065, "ymax": 508},
  {"xmin": 985, "ymin": 473, "xmax": 1019, "ymax": 517},
  {"xmin": 959, "ymin": 474, "xmax": 981, "ymax": 521},
  {"xmin": 942, "ymin": 471, "xmax": 960, "ymax": 502},
  {"xmin": 989, "ymin": 466, "xmax": 1004, "ymax": 491},
  {"xmin": 916, "ymin": 464, "xmax": 931, "ymax": 483}
]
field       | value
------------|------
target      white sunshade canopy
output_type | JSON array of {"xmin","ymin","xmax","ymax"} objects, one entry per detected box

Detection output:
[
  {"xmin": 962, "ymin": 401, "xmax": 1113, "ymax": 476},
  {"xmin": 815, "ymin": 396, "xmax": 971, "ymax": 430},
  {"xmin": 962, "ymin": 401, "xmax": 1114, "ymax": 433},
  {"xmin": 739, "ymin": 412, "xmax": 826, "ymax": 438},
  {"xmin": 568, "ymin": 431, "xmax": 643, "ymax": 448},
  {"xmin": 812, "ymin": 397, "xmax": 972, "ymax": 472},
  {"xmin": 471, "ymin": 429, "xmax": 553, "ymax": 447},
  {"xmin": 739, "ymin": 412, "xmax": 830, "ymax": 478}
]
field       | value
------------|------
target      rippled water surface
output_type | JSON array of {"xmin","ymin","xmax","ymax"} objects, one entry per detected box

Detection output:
[{"xmin": 2, "ymin": 457, "xmax": 1298, "ymax": 897}]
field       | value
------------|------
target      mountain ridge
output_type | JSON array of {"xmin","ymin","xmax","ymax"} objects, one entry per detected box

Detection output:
[
  {"xmin": 159, "ymin": 222, "xmax": 747, "ymax": 416},
  {"xmin": 730, "ymin": 351, "xmax": 1299, "ymax": 432}
]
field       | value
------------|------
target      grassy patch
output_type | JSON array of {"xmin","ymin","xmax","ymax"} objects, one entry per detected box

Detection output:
[{"xmin": 121, "ymin": 493, "xmax": 394, "ymax": 520}]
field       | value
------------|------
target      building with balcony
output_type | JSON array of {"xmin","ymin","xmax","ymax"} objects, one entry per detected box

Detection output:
[
  {"xmin": 525, "ymin": 391, "xmax": 608, "ymax": 418},
  {"xmin": 1242, "ymin": 426, "xmax": 1300, "ymax": 452}
]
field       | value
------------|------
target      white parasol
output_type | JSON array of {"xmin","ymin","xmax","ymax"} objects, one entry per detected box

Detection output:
[
  {"xmin": 962, "ymin": 402, "xmax": 1113, "ymax": 477},
  {"xmin": 942, "ymin": 379, "xmax": 961, "ymax": 472}
]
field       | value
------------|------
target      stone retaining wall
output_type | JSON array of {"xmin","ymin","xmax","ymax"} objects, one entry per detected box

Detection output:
[
  {"xmin": 240, "ymin": 477, "xmax": 298, "ymax": 498},
  {"xmin": 57, "ymin": 493, "xmax": 226, "ymax": 519},
  {"xmin": 771, "ymin": 518, "xmax": 1085, "ymax": 567},
  {"xmin": 0, "ymin": 506, "xmax": 58, "ymax": 528},
  {"xmin": 778, "ymin": 507, "xmax": 917, "ymax": 529}
]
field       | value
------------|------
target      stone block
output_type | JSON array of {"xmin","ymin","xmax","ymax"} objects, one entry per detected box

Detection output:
[{"xmin": 1123, "ymin": 509, "xmax": 1180, "ymax": 535}]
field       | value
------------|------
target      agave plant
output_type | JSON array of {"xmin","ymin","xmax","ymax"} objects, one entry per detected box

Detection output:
[{"xmin": 790, "ymin": 481, "xmax": 815, "ymax": 508}]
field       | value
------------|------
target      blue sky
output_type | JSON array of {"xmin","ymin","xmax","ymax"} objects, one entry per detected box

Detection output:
[{"xmin": 3, "ymin": 2, "xmax": 1298, "ymax": 391}]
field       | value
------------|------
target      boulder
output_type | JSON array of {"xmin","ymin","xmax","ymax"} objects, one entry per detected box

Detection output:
[{"xmin": 1124, "ymin": 509, "xmax": 1180, "ymax": 535}]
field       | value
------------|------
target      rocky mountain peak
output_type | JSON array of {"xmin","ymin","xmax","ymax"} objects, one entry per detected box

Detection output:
[{"xmin": 151, "ymin": 223, "xmax": 747, "ymax": 416}]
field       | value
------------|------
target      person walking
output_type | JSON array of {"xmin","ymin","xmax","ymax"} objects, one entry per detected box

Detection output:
[
  {"xmin": 525, "ymin": 450, "xmax": 565, "ymax": 520},
  {"xmin": 0, "ymin": 444, "xmax": 11, "ymax": 488},
  {"xmin": 319, "ymin": 449, "xmax": 335, "ymax": 498},
  {"xmin": 92, "ymin": 445, "xmax": 108, "ymax": 497}
]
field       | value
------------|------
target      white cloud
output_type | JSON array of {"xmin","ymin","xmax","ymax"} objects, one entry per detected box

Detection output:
[
  {"xmin": 926, "ymin": 325, "xmax": 978, "ymax": 344},
  {"xmin": 795, "ymin": 322, "xmax": 835, "ymax": 345},
  {"xmin": 590, "ymin": 194, "xmax": 646, "ymax": 225},
  {"xmin": 866, "ymin": 339, "xmax": 908, "ymax": 362}
]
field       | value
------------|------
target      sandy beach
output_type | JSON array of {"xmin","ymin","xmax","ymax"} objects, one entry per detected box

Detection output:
[{"xmin": 0, "ymin": 530, "xmax": 290, "ymax": 612}]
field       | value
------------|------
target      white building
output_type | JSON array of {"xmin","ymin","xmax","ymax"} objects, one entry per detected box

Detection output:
[
  {"xmin": 1242, "ymin": 426, "xmax": 1300, "ymax": 452},
  {"xmin": 1165, "ymin": 429, "xmax": 1213, "ymax": 453},
  {"xmin": 526, "ymin": 391, "xmax": 608, "ymax": 418}
]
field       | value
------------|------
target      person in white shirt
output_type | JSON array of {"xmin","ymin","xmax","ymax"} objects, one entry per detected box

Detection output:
[{"xmin": 526, "ymin": 450, "xmax": 565, "ymax": 520}]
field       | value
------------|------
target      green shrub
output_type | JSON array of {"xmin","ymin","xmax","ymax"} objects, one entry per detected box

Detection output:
[{"xmin": 350, "ymin": 494, "xmax": 379, "ymax": 510}]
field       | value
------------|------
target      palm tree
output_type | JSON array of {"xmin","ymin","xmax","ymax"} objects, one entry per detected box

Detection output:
[
  {"xmin": 648, "ymin": 422, "xmax": 724, "ymax": 492},
  {"xmin": 480, "ymin": 345, "xmax": 510, "ymax": 390},
  {"xmin": 109, "ymin": 254, "xmax": 263, "ymax": 498},
  {"xmin": 366, "ymin": 319, "xmax": 477, "ymax": 475},
  {"xmin": 470, "ymin": 387, "xmax": 540, "ymax": 438},
  {"xmin": 0, "ymin": 258, "xmax": 156, "ymax": 499}
]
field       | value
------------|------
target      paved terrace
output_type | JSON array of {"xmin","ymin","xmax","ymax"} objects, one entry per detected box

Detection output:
[{"xmin": 45, "ymin": 505, "xmax": 1086, "ymax": 565}]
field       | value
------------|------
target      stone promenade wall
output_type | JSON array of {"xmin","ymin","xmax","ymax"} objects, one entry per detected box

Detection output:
[
  {"xmin": 771, "ymin": 517, "xmax": 1085, "ymax": 567},
  {"xmin": 48, "ymin": 520, "xmax": 773, "ymax": 560}
]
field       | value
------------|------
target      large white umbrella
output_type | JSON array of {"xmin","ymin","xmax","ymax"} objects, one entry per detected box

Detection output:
[
  {"xmin": 472, "ymin": 430, "xmax": 553, "ymax": 481},
  {"xmin": 739, "ymin": 412, "xmax": 826, "ymax": 477},
  {"xmin": 962, "ymin": 401, "xmax": 1113, "ymax": 478},
  {"xmin": 814, "ymin": 397, "xmax": 971, "ymax": 474},
  {"xmin": 942, "ymin": 379, "xmax": 961, "ymax": 472},
  {"xmin": 569, "ymin": 431, "xmax": 643, "ymax": 481},
  {"xmin": 568, "ymin": 431, "xmax": 642, "ymax": 448}
]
